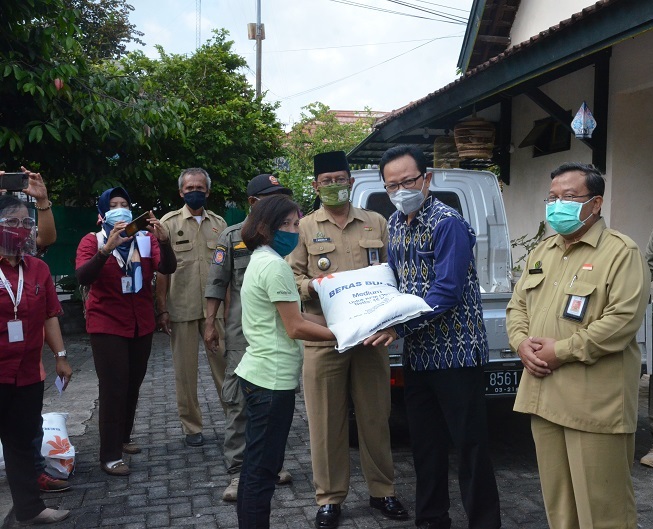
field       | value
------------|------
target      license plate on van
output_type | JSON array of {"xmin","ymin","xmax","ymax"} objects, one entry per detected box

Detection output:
[{"xmin": 484, "ymin": 369, "xmax": 522, "ymax": 396}]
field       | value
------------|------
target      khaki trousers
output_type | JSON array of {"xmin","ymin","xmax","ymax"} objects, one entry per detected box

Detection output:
[
  {"xmin": 303, "ymin": 343, "xmax": 395, "ymax": 505},
  {"xmin": 531, "ymin": 415, "xmax": 636, "ymax": 529},
  {"xmin": 170, "ymin": 319, "xmax": 226, "ymax": 435}
]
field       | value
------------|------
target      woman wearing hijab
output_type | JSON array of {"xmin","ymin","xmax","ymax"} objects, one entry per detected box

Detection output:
[
  {"xmin": 75, "ymin": 187, "xmax": 176, "ymax": 476},
  {"xmin": 236, "ymin": 195, "xmax": 335, "ymax": 529},
  {"xmin": 0, "ymin": 194, "xmax": 72, "ymax": 524}
]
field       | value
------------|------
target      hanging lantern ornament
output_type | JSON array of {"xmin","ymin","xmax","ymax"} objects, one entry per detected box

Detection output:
[{"xmin": 571, "ymin": 101, "xmax": 597, "ymax": 139}]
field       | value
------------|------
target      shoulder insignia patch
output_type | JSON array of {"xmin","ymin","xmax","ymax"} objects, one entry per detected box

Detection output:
[
  {"xmin": 234, "ymin": 241, "xmax": 247, "ymax": 250},
  {"xmin": 213, "ymin": 246, "xmax": 227, "ymax": 265}
]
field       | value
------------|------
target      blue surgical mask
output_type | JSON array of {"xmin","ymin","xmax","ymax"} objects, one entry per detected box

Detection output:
[
  {"xmin": 545, "ymin": 198, "xmax": 594, "ymax": 235},
  {"xmin": 104, "ymin": 208, "xmax": 132, "ymax": 225},
  {"xmin": 184, "ymin": 191, "xmax": 207, "ymax": 211},
  {"xmin": 271, "ymin": 230, "xmax": 299, "ymax": 257}
]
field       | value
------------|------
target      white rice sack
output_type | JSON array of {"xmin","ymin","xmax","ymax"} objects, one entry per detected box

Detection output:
[
  {"xmin": 41, "ymin": 412, "xmax": 75, "ymax": 478},
  {"xmin": 312, "ymin": 264, "xmax": 432, "ymax": 352}
]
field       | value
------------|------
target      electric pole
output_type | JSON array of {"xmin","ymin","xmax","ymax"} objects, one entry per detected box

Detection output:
[{"xmin": 248, "ymin": 0, "xmax": 265, "ymax": 98}]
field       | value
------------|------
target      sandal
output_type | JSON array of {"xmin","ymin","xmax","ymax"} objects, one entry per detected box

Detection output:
[{"xmin": 101, "ymin": 460, "xmax": 131, "ymax": 476}]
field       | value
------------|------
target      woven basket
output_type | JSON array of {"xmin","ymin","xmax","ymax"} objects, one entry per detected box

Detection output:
[
  {"xmin": 433, "ymin": 136, "xmax": 459, "ymax": 168},
  {"xmin": 454, "ymin": 119, "xmax": 495, "ymax": 159}
]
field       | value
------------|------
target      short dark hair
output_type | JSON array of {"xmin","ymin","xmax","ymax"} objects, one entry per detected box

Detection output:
[
  {"xmin": 241, "ymin": 195, "xmax": 300, "ymax": 251},
  {"xmin": 550, "ymin": 162, "xmax": 605, "ymax": 197},
  {"xmin": 379, "ymin": 145, "xmax": 427, "ymax": 180},
  {"xmin": 0, "ymin": 194, "xmax": 27, "ymax": 217}
]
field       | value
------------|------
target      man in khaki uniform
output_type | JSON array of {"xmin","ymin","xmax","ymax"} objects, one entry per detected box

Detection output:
[
  {"xmin": 507, "ymin": 162, "xmax": 650, "ymax": 529},
  {"xmin": 287, "ymin": 151, "xmax": 408, "ymax": 529},
  {"xmin": 156, "ymin": 167, "xmax": 227, "ymax": 447}
]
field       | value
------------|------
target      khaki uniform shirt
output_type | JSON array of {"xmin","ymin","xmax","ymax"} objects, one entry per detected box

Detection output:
[
  {"xmin": 287, "ymin": 205, "xmax": 388, "ymax": 346},
  {"xmin": 205, "ymin": 221, "xmax": 249, "ymax": 350},
  {"xmin": 160, "ymin": 205, "xmax": 226, "ymax": 322},
  {"xmin": 507, "ymin": 218, "xmax": 650, "ymax": 434}
]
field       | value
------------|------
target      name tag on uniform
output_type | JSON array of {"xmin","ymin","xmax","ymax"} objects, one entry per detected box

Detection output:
[
  {"xmin": 563, "ymin": 295, "xmax": 589, "ymax": 321},
  {"xmin": 8, "ymin": 320, "xmax": 24, "ymax": 342},
  {"xmin": 121, "ymin": 276, "xmax": 133, "ymax": 294},
  {"xmin": 368, "ymin": 248, "xmax": 380, "ymax": 265}
]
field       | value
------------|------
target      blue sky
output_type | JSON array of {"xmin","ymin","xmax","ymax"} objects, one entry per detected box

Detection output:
[{"xmin": 126, "ymin": 0, "xmax": 472, "ymax": 129}]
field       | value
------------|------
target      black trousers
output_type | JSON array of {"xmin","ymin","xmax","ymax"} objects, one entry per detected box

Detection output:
[
  {"xmin": 404, "ymin": 365, "xmax": 501, "ymax": 529},
  {"xmin": 0, "ymin": 381, "xmax": 46, "ymax": 521},
  {"xmin": 90, "ymin": 333, "xmax": 152, "ymax": 463}
]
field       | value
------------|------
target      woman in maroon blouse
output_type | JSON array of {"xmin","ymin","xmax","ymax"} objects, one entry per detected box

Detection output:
[
  {"xmin": 75, "ymin": 187, "xmax": 176, "ymax": 476},
  {"xmin": 0, "ymin": 194, "xmax": 72, "ymax": 524}
]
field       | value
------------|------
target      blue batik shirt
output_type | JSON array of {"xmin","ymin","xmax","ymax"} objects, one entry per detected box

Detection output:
[{"xmin": 388, "ymin": 195, "xmax": 489, "ymax": 371}]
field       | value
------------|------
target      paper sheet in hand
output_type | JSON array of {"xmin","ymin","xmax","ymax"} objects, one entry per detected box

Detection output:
[{"xmin": 311, "ymin": 264, "xmax": 432, "ymax": 352}]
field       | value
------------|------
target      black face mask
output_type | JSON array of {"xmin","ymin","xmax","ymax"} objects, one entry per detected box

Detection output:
[{"xmin": 183, "ymin": 191, "xmax": 206, "ymax": 210}]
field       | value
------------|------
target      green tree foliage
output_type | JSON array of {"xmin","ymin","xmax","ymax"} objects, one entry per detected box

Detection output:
[
  {"xmin": 66, "ymin": 0, "xmax": 145, "ymax": 61},
  {"xmin": 279, "ymin": 102, "xmax": 376, "ymax": 212},
  {"xmin": 0, "ymin": 0, "xmax": 185, "ymax": 206},
  {"xmin": 119, "ymin": 30, "xmax": 285, "ymax": 211},
  {"xmin": 1, "ymin": 3, "xmax": 283, "ymax": 211}
]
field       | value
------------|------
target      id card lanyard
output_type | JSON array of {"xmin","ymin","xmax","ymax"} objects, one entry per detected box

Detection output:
[
  {"xmin": 101, "ymin": 228, "xmax": 135, "ymax": 294},
  {"xmin": 0, "ymin": 263, "xmax": 24, "ymax": 342}
]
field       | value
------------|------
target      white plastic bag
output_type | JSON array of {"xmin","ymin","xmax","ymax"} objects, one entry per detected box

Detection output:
[
  {"xmin": 312, "ymin": 264, "xmax": 433, "ymax": 352},
  {"xmin": 41, "ymin": 412, "xmax": 75, "ymax": 478}
]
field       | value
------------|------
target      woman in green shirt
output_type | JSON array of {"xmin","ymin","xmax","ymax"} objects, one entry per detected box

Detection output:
[{"xmin": 236, "ymin": 195, "xmax": 335, "ymax": 529}]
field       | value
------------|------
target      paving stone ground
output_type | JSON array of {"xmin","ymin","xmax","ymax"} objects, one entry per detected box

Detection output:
[{"xmin": 2, "ymin": 332, "xmax": 652, "ymax": 528}]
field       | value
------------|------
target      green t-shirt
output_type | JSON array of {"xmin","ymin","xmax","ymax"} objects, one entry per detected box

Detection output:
[{"xmin": 235, "ymin": 246, "xmax": 302, "ymax": 390}]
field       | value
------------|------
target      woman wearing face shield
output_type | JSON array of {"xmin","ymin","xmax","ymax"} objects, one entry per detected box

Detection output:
[
  {"xmin": 75, "ymin": 187, "xmax": 176, "ymax": 476},
  {"xmin": 0, "ymin": 194, "xmax": 72, "ymax": 525}
]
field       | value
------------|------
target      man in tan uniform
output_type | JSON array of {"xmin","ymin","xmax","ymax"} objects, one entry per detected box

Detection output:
[
  {"xmin": 507, "ymin": 162, "xmax": 650, "ymax": 529},
  {"xmin": 287, "ymin": 151, "xmax": 408, "ymax": 529},
  {"xmin": 156, "ymin": 167, "xmax": 227, "ymax": 447}
]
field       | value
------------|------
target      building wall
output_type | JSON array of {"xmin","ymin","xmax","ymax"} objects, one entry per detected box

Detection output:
[
  {"xmin": 503, "ymin": 29, "xmax": 653, "ymax": 265},
  {"xmin": 503, "ymin": 67, "xmax": 593, "ymax": 267},
  {"xmin": 607, "ymin": 29, "xmax": 653, "ymax": 250},
  {"xmin": 510, "ymin": 0, "xmax": 591, "ymax": 46}
]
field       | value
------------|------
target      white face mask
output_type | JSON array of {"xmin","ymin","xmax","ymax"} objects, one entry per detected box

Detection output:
[{"xmin": 389, "ymin": 180, "xmax": 426, "ymax": 215}]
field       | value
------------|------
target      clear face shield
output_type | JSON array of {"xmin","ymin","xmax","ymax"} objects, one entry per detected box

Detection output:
[{"xmin": 0, "ymin": 200, "xmax": 37, "ymax": 257}]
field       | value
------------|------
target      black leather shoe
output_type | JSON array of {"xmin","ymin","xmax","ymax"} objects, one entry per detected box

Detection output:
[
  {"xmin": 185, "ymin": 432, "xmax": 205, "ymax": 447},
  {"xmin": 315, "ymin": 504, "xmax": 341, "ymax": 529},
  {"xmin": 369, "ymin": 496, "xmax": 409, "ymax": 520}
]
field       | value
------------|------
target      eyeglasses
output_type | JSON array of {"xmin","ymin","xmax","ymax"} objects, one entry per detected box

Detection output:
[
  {"xmin": 0, "ymin": 217, "xmax": 36, "ymax": 229},
  {"xmin": 384, "ymin": 174, "xmax": 423, "ymax": 193},
  {"xmin": 316, "ymin": 177, "xmax": 350, "ymax": 187},
  {"xmin": 544, "ymin": 194, "xmax": 594, "ymax": 204}
]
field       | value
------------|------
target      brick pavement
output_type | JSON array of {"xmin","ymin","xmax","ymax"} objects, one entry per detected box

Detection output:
[{"xmin": 2, "ymin": 331, "xmax": 653, "ymax": 528}]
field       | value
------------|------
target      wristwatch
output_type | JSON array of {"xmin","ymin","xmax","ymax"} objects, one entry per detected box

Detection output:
[{"xmin": 55, "ymin": 350, "xmax": 67, "ymax": 358}]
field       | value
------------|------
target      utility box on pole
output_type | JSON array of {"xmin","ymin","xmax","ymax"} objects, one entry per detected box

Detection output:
[{"xmin": 247, "ymin": 23, "xmax": 265, "ymax": 40}]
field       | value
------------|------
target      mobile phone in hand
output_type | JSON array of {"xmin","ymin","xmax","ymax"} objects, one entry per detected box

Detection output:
[
  {"xmin": 0, "ymin": 172, "xmax": 28, "ymax": 192},
  {"xmin": 123, "ymin": 212, "xmax": 151, "ymax": 237}
]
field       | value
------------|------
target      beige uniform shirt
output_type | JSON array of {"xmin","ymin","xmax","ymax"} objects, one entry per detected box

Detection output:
[
  {"xmin": 160, "ymin": 205, "xmax": 227, "ymax": 322},
  {"xmin": 507, "ymin": 218, "xmax": 650, "ymax": 434},
  {"xmin": 287, "ymin": 205, "xmax": 388, "ymax": 346}
]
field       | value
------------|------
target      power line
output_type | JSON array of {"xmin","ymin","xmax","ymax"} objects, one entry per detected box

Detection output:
[
  {"xmin": 383, "ymin": 0, "xmax": 467, "ymax": 23},
  {"xmin": 327, "ymin": 0, "xmax": 467, "ymax": 24},
  {"xmin": 279, "ymin": 34, "xmax": 461, "ymax": 100},
  {"xmin": 326, "ymin": 0, "xmax": 462, "ymax": 23}
]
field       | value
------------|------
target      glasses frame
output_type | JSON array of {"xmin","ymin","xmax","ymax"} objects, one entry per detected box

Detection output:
[
  {"xmin": 384, "ymin": 173, "xmax": 424, "ymax": 193},
  {"xmin": 316, "ymin": 177, "xmax": 351, "ymax": 188},
  {"xmin": 544, "ymin": 194, "xmax": 594, "ymax": 204},
  {"xmin": 0, "ymin": 216, "xmax": 36, "ymax": 229}
]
